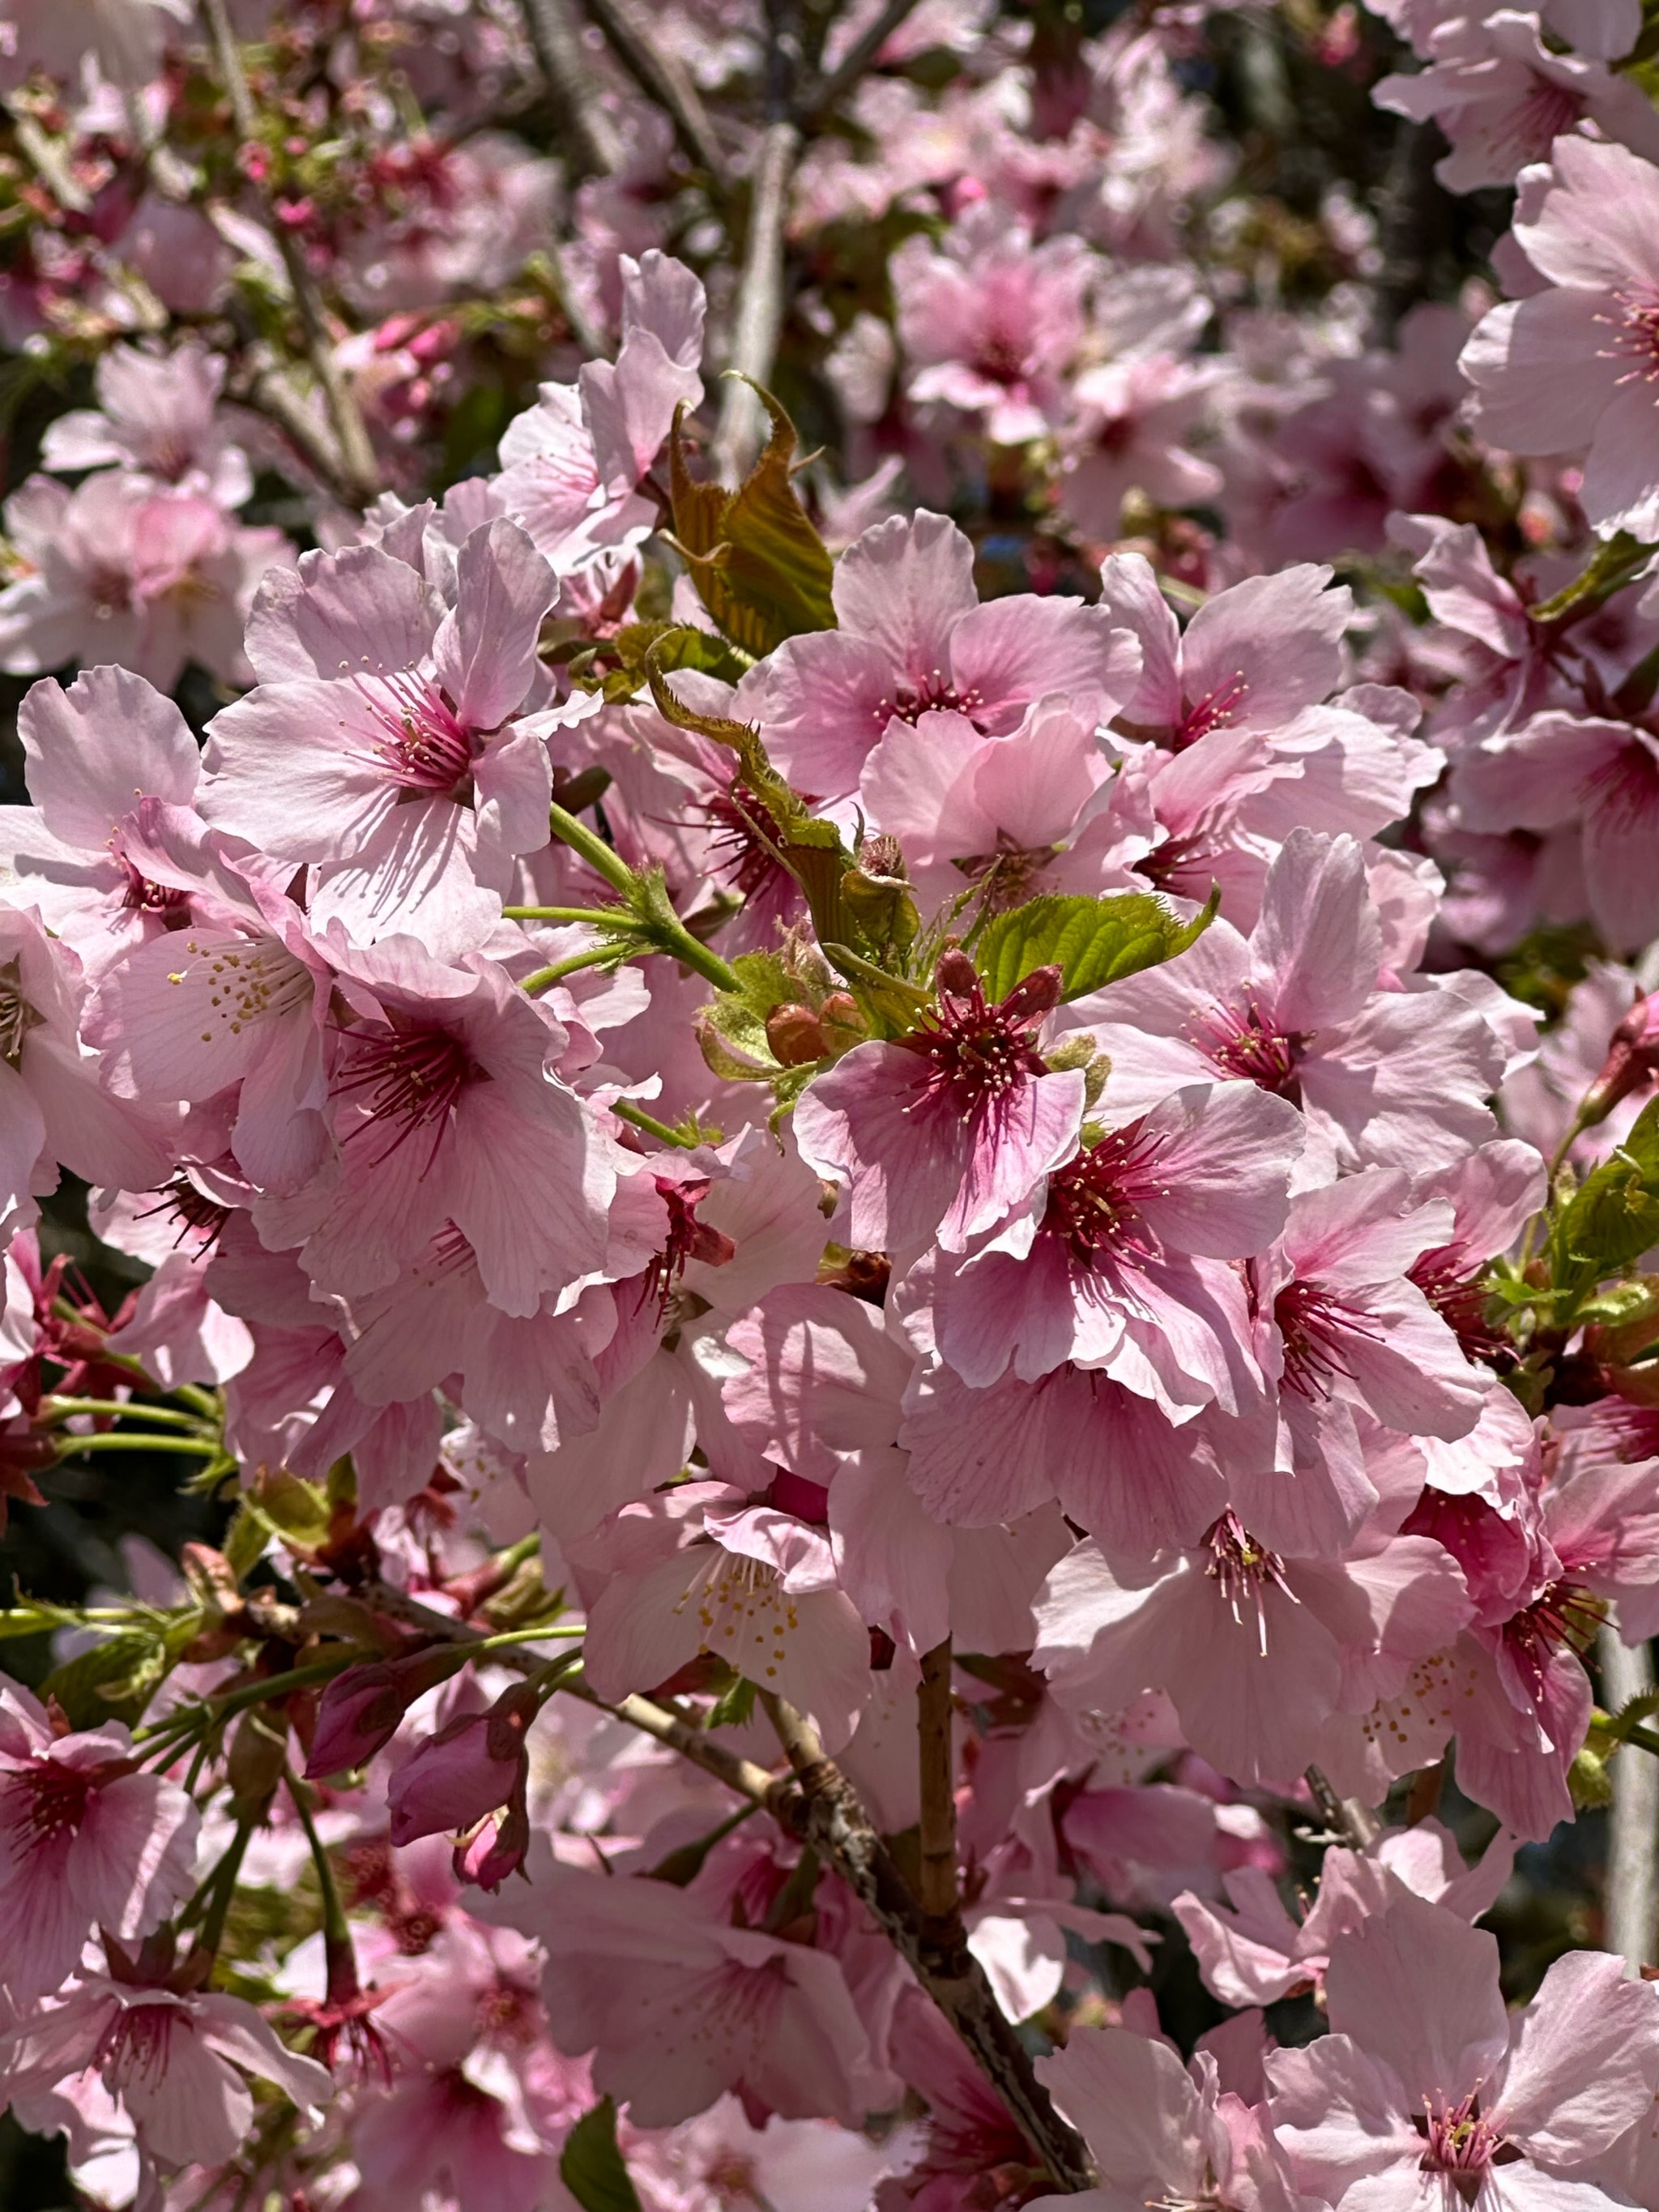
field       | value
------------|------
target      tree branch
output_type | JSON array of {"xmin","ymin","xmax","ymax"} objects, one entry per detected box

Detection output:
[
  {"xmin": 1304, "ymin": 1765, "xmax": 1381, "ymax": 1851},
  {"xmin": 759, "ymin": 1690, "xmax": 1095, "ymax": 2193},
  {"xmin": 518, "ymin": 0, "xmax": 626, "ymax": 181},
  {"xmin": 710, "ymin": 118, "xmax": 799, "ymax": 482},
  {"xmin": 315, "ymin": 1584, "xmax": 1089, "ymax": 2184},
  {"xmin": 917, "ymin": 1638, "xmax": 961, "ymax": 1940},
  {"xmin": 804, "ymin": 0, "xmax": 924, "ymax": 123},
  {"xmin": 1601, "ymin": 1624, "xmax": 1659, "ymax": 1971},
  {"xmin": 200, "ymin": 0, "xmax": 381, "ymax": 506},
  {"xmin": 580, "ymin": 0, "xmax": 727, "ymax": 185}
]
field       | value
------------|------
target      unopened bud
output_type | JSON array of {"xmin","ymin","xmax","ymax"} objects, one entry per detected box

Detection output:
[
  {"xmin": 1580, "ymin": 993, "xmax": 1659, "ymax": 1128},
  {"xmin": 935, "ymin": 949, "xmax": 980, "ymax": 999},
  {"xmin": 1000, "ymin": 963, "xmax": 1064, "ymax": 1023},
  {"xmin": 388, "ymin": 1680, "xmax": 539, "ymax": 1848},
  {"xmin": 857, "ymin": 835, "xmax": 906, "ymax": 878},
  {"xmin": 454, "ymin": 1790, "xmax": 529, "ymax": 1892},
  {"xmin": 304, "ymin": 1643, "xmax": 470, "ymax": 1779},
  {"xmin": 766, "ymin": 1002, "xmax": 827, "ymax": 1065}
]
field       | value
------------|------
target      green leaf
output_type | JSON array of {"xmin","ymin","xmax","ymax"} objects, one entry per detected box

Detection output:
[
  {"xmin": 1551, "ymin": 1096, "xmax": 1659, "ymax": 1300},
  {"xmin": 569, "ymin": 620, "xmax": 749, "ymax": 702},
  {"xmin": 975, "ymin": 886, "xmax": 1219, "ymax": 1006},
  {"xmin": 36, "ymin": 1606, "xmax": 207, "ymax": 1728},
  {"xmin": 38, "ymin": 1630, "xmax": 162, "ymax": 1730},
  {"xmin": 1531, "ymin": 531, "xmax": 1657, "ymax": 626},
  {"xmin": 667, "ymin": 390, "xmax": 835, "ymax": 655},
  {"xmin": 708, "ymin": 1672, "xmax": 757, "ymax": 1731},
  {"xmin": 560, "ymin": 2099, "xmax": 642, "ymax": 2212}
]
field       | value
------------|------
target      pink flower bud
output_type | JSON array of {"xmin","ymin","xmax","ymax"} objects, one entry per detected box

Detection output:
[
  {"xmin": 1580, "ymin": 993, "xmax": 1659, "ymax": 1128},
  {"xmin": 387, "ymin": 1680, "xmax": 539, "ymax": 1847},
  {"xmin": 304, "ymin": 1645, "xmax": 468, "ymax": 1780},
  {"xmin": 453, "ymin": 1790, "xmax": 529, "ymax": 1891}
]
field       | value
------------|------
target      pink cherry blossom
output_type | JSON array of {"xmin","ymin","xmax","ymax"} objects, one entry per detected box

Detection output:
[
  {"xmin": 200, "ymin": 519, "xmax": 560, "ymax": 954},
  {"xmin": 734, "ymin": 509, "xmax": 1140, "ymax": 803},
  {"xmin": 476, "ymin": 1845, "xmax": 897, "ymax": 2128},
  {"xmin": 794, "ymin": 952, "xmax": 1085, "ymax": 1255},
  {"xmin": 1269, "ymin": 1885, "xmax": 1659, "ymax": 2210},
  {"xmin": 1031, "ymin": 1513, "xmax": 1472, "ymax": 1789},
  {"xmin": 1029, "ymin": 2019, "xmax": 1304, "ymax": 2212},
  {"xmin": 41, "ymin": 340, "xmax": 254, "ymax": 509},
  {"xmin": 1461, "ymin": 133, "xmax": 1659, "ymax": 540},
  {"xmin": 0, "ymin": 1680, "xmax": 198, "ymax": 2001},
  {"xmin": 0, "ymin": 1975, "xmax": 331, "ymax": 2173}
]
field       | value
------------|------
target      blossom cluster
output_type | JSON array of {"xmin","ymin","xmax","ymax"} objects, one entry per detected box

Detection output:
[{"xmin": 6, "ymin": 3, "xmax": 1659, "ymax": 2210}]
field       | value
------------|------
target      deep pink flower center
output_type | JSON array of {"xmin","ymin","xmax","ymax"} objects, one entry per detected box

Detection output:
[
  {"xmin": 1410, "ymin": 1244, "xmax": 1507, "ymax": 1364},
  {"xmin": 1040, "ymin": 1120, "xmax": 1166, "ymax": 1268},
  {"xmin": 9, "ymin": 1756, "xmax": 93, "ymax": 1847},
  {"xmin": 1415, "ymin": 2092, "xmax": 1523, "ymax": 2202},
  {"xmin": 1274, "ymin": 1277, "xmax": 1378, "ymax": 1399},
  {"xmin": 358, "ymin": 670, "xmax": 477, "ymax": 798},
  {"xmin": 1503, "ymin": 1577, "xmax": 1601, "ymax": 1706},
  {"xmin": 972, "ymin": 330, "xmax": 1030, "ymax": 389},
  {"xmin": 336, "ymin": 1023, "xmax": 481, "ymax": 1171},
  {"xmin": 93, "ymin": 2001, "xmax": 180, "ymax": 2093},
  {"xmin": 1199, "ymin": 993, "xmax": 1301, "ymax": 1095},
  {"xmin": 697, "ymin": 779, "xmax": 790, "ymax": 902},
  {"xmin": 1203, "ymin": 1510, "xmax": 1294, "ymax": 1655},
  {"xmin": 1175, "ymin": 671, "xmax": 1250, "ymax": 749},
  {"xmin": 642, "ymin": 1178, "xmax": 736, "ymax": 1315},
  {"xmin": 116, "ymin": 851, "xmax": 190, "ymax": 916},
  {"xmin": 1604, "ymin": 288, "xmax": 1659, "ymax": 382},
  {"xmin": 1134, "ymin": 823, "xmax": 1226, "ymax": 895},
  {"xmin": 898, "ymin": 965, "xmax": 1057, "ymax": 1122},
  {"xmin": 876, "ymin": 670, "xmax": 988, "ymax": 727},
  {"xmin": 136, "ymin": 1173, "xmax": 234, "ymax": 1249},
  {"xmin": 87, "ymin": 565, "xmax": 134, "ymax": 615}
]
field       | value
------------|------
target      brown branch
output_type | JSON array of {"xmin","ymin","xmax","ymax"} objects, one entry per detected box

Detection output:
[
  {"xmin": 199, "ymin": 0, "xmax": 381, "ymax": 507},
  {"xmin": 299, "ymin": 1577, "xmax": 1090, "ymax": 2186},
  {"xmin": 580, "ymin": 0, "xmax": 727, "ymax": 185},
  {"xmin": 759, "ymin": 1691, "xmax": 1095, "ymax": 2193},
  {"xmin": 804, "ymin": 0, "xmax": 925, "ymax": 123},
  {"xmin": 710, "ymin": 118, "xmax": 799, "ymax": 483},
  {"xmin": 518, "ymin": 0, "xmax": 627, "ymax": 181},
  {"xmin": 567, "ymin": 1680, "xmax": 787, "ymax": 1806},
  {"xmin": 917, "ymin": 1638, "xmax": 961, "ymax": 1938},
  {"xmin": 1304, "ymin": 1766, "xmax": 1381, "ymax": 1851}
]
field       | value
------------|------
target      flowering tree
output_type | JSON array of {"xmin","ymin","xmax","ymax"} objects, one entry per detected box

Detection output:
[{"xmin": 8, "ymin": 2, "xmax": 1659, "ymax": 2207}]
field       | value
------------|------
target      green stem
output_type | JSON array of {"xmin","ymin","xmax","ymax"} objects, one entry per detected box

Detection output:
[
  {"xmin": 286, "ymin": 1768, "xmax": 352, "ymax": 1947},
  {"xmin": 476, "ymin": 1623, "xmax": 583, "ymax": 1651},
  {"xmin": 41, "ymin": 1397, "xmax": 213, "ymax": 1433},
  {"xmin": 134, "ymin": 1654, "xmax": 368, "ymax": 1744},
  {"xmin": 544, "ymin": 800, "xmax": 740, "ymax": 990},
  {"xmin": 522, "ymin": 944, "xmax": 627, "ymax": 993},
  {"xmin": 190, "ymin": 1818, "xmax": 254, "ymax": 1960},
  {"xmin": 648, "ymin": 917, "xmax": 740, "ymax": 993},
  {"xmin": 171, "ymin": 1382, "xmax": 224, "ymax": 1420},
  {"xmin": 502, "ymin": 903, "xmax": 631, "ymax": 925},
  {"xmin": 547, "ymin": 799, "xmax": 636, "ymax": 897},
  {"xmin": 613, "ymin": 1100, "xmax": 700, "ymax": 1148},
  {"xmin": 1620, "ymin": 1722, "xmax": 1659, "ymax": 1759},
  {"xmin": 53, "ymin": 1433, "xmax": 224, "ymax": 1460}
]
